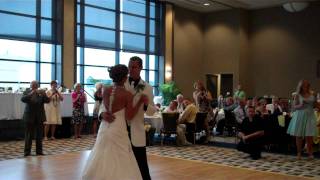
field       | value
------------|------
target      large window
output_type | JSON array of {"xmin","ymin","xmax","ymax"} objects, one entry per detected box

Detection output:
[
  {"xmin": 0, "ymin": 0, "xmax": 63, "ymax": 91},
  {"xmin": 76, "ymin": 0, "xmax": 163, "ymax": 111}
]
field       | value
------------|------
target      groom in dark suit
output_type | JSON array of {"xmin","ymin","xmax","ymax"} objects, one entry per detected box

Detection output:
[{"xmin": 21, "ymin": 80, "xmax": 50, "ymax": 156}]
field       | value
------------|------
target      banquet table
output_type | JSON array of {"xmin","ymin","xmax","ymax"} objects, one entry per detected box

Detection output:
[
  {"xmin": 144, "ymin": 112, "xmax": 163, "ymax": 134},
  {"xmin": 0, "ymin": 93, "xmax": 89, "ymax": 120}
]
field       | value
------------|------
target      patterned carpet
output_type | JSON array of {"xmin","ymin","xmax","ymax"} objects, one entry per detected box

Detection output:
[
  {"xmin": 0, "ymin": 136, "xmax": 95, "ymax": 160},
  {"xmin": 1, "ymin": 136, "xmax": 320, "ymax": 179}
]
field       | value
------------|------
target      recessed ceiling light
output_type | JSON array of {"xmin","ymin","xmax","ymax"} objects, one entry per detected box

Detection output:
[{"xmin": 203, "ymin": 3, "xmax": 210, "ymax": 6}]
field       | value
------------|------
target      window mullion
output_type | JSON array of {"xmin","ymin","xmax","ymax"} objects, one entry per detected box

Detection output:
[
  {"xmin": 115, "ymin": 0, "xmax": 120, "ymax": 64},
  {"xmin": 36, "ymin": 0, "xmax": 41, "ymax": 82}
]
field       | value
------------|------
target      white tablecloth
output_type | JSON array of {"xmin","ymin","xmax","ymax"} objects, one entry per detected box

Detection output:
[
  {"xmin": 0, "ymin": 93, "xmax": 89, "ymax": 120},
  {"xmin": 144, "ymin": 112, "xmax": 163, "ymax": 133}
]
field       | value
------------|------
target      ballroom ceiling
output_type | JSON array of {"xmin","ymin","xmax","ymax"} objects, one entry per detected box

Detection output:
[{"xmin": 159, "ymin": 0, "xmax": 319, "ymax": 13}]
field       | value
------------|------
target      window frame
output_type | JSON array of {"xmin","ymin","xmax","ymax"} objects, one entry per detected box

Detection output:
[
  {"xmin": 0, "ymin": 0, "xmax": 63, "ymax": 88},
  {"xmin": 76, "ymin": 0, "xmax": 162, "ymax": 102}
]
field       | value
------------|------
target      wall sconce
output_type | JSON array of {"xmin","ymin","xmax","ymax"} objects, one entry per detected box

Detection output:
[{"xmin": 165, "ymin": 66, "xmax": 172, "ymax": 81}]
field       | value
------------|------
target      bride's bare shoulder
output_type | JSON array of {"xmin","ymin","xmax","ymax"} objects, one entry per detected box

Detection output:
[
  {"xmin": 103, "ymin": 86, "xmax": 112, "ymax": 91},
  {"xmin": 103, "ymin": 86, "xmax": 112, "ymax": 95}
]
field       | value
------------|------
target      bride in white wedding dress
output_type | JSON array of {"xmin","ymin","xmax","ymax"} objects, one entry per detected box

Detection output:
[{"xmin": 82, "ymin": 64, "xmax": 146, "ymax": 180}]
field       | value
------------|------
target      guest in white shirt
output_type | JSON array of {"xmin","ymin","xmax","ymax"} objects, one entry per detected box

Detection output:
[
  {"xmin": 176, "ymin": 99, "xmax": 198, "ymax": 145},
  {"xmin": 234, "ymin": 99, "xmax": 247, "ymax": 124},
  {"xmin": 155, "ymin": 103, "xmax": 161, "ymax": 112},
  {"xmin": 176, "ymin": 94, "xmax": 184, "ymax": 113},
  {"xmin": 266, "ymin": 97, "xmax": 283, "ymax": 114},
  {"xmin": 217, "ymin": 94, "xmax": 224, "ymax": 109},
  {"xmin": 256, "ymin": 98, "xmax": 269, "ymax": 117}
]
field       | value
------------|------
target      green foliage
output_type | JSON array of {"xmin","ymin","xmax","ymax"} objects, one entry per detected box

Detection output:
[
  {"xmin": 86, "ymin": 76, "xmax": 112, "ymax": 86},
  {"xmin": 84, "ymin": 77, "xmax": 113, "ymax": 98},
  {"xmin": 159, "ymin": 82, "xmax": 180, "ymax": 106}
]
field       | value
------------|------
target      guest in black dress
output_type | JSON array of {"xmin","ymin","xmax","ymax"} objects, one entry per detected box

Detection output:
[{"xmin": 92, "ymin": 83, "xmax": 103, "ymax": 137}]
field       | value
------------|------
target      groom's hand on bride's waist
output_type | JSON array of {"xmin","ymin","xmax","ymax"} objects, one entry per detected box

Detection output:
[{"xmin": 102, "ymin": 112, "xmax": 115, "ymax": 123}]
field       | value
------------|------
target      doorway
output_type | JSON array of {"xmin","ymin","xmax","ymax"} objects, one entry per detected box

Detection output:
[
  {"xmin": 206, "ymin": 74, "xmax": 218, "ymax": 99},
  {"xmin": 205, "ymin": 73, "xmax": 233, "ymax": 98},
  {"xmin": 220, "ymin": 74, "xmax": 233, "ymax": 97}
]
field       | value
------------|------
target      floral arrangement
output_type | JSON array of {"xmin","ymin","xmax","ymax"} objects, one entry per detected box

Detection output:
[{"xmin": 134, "ymin": 83, "xmax": 145, "ymax": 96}]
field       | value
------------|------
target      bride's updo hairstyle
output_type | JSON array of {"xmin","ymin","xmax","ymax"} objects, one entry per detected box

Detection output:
[{"xmin": 108, "ymin": 64, "xmax": 128, "ymax": 83}]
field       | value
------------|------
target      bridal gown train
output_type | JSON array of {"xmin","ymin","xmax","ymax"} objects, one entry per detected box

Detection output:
[{"xmin": 82, "ymin": 108, "xmax": 142, "ymax": 180}]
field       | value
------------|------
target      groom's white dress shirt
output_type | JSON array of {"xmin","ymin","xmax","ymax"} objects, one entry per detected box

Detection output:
[{"xmin": 99, "ymin": 78, "xmax": 156, "ymax": 147}]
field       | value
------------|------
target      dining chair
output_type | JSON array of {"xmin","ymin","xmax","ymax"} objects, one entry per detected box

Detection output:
[
  {"xmin": 160, "ymin": 112, "xmax": 180, "ymax": 145},
  {"xmin": 186, "ymin": 112, "xmax": 208, "ymax": 144}
]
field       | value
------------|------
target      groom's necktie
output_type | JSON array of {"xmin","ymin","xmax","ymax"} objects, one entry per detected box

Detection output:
[{"xmin": 129, "ymin": 77, "xmax": 140, "ymax": 88}]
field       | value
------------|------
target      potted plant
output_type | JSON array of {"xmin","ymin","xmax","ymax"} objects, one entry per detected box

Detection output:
[{"xmin": 159, "ymin": 82, "xmax": 180, "ymax": 106}]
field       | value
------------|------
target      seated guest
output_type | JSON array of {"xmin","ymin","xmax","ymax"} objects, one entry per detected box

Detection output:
[
  {"xmin": 224, "ymin": 97, "xmax": 237, "ymax": 111},
  {"xmin": 216, "ymin": 97, "xmax": 237, "ymax": 135},
  {"xmin": 266, "ymin": 97, "xmax": 283, "ymax": 115},
  {"xmin": 217, "ymin": 94, "xmax": 224, "ymax": 109},
  {"xmin": 234, "ymin": 99, "xmax": 247, "ymax": 124},
  {"xmin": 176, "ymin": 99, "xmax": 198, "ymax": 145},
  {"xmin": 237, "ymin": 106, "xmax": 265, "ymax": 160},
  {"xmin": 164, "ymin": 100, "xmax": 178, "ymax": 113},
  {"xmin": 176, "ymin": 94, "xmax": 184, "ymax": 113},
  {"xmin": 155, "ymin": 103, "xmax": 161, "ymax": 112},
  {"xmin": 256, "ymin": 98, "xmax": 269, "ymax": 118},
  {"xmin": 279, "ymin": 98, "xmax": 289, "ymax": 113},
  {"xmin": 245, "ymin": 99, "xmax": 253, "ymax": 110},
  {"xmin": 252, "ymin": 97, "xmax": 259, "ymax": 108}
]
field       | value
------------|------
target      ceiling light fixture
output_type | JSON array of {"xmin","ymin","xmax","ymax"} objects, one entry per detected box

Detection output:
[
  {"xmin": 283, "ymin": 2, "xmax": 309, "ymax": 12},
  {"xmin": 203, "ymin": 3, "xmax": 210, "ymax": 6}
]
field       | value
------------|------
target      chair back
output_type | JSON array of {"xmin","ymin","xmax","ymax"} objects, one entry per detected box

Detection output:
[
  {"xmin": 195, "ymin": 112, "xmax": 208, "ymax": 132},
  {"xmin": 224, "ymin": 110, "xmax": 237, "ymax": 128},
  {"xmin": 161, "ymin": 112, "xmax": 179, "ymax": 132}
]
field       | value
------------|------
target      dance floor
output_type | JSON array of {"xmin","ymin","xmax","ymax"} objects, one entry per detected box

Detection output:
[
  {"xmin": 1, "ymin": 135, "xmax": 320, "ymax": 179},
  {"xmin": 0, "ymin": 151, "xmax": 309, "ymax": 180}
]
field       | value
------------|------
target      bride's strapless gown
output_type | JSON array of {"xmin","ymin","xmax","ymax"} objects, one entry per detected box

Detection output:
[{"xmin": 82, "ymin": 109, "xmax": 142, "ymax": 180}]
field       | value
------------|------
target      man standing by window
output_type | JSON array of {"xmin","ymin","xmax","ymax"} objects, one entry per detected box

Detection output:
[{"xmin": 21, "ymin": 80, "xmax": 50, "ymax": 156}]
